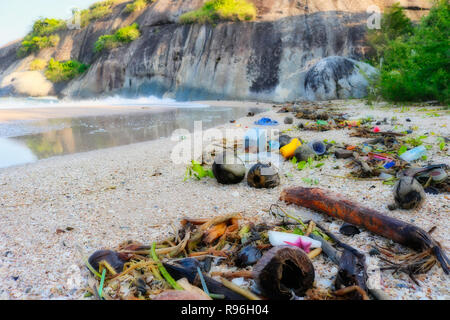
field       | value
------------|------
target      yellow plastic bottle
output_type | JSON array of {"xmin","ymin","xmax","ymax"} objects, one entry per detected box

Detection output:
[{"xmin": 280, "ymin": 138, "xmax": 302, "ymax": 159}]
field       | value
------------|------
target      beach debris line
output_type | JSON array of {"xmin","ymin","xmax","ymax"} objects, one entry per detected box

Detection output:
[
  {"xmin": 86, "ymin": 207, "xmax": 408, "ymax": 300},
  {"xmin": 280, "ymin": 186, "xmax": 450, "ymax": 275}
]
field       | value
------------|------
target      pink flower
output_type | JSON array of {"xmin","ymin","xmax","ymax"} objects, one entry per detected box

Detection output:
[
  {"xmin": 284, "ymin": 238, "xmax": 312, "ymax": 253},
  {"xmin": 373, "ymin": 126, "xmax": 381, "ymax": 133}
]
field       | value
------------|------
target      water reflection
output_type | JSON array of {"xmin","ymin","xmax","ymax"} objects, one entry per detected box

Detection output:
[
  {"xmin": 0, "ymin": 138, "xmax": 37, "ymax": 168},
  {"xmin": 0, "ymin": 106, "xmax": 266, "ymax": 168}
]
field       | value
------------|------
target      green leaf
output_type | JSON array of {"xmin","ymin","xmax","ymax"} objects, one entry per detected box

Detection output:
[
  {"xmin": 398, "ymin": 145, "xmax": 408, "ymax": 155},
  {"xmin": 297, "ymin": 161, "xmax": 307, "ymax": 170},
  {"xmin": 284, "ymin": 172, "xmax": 294, "ymax": 178}
]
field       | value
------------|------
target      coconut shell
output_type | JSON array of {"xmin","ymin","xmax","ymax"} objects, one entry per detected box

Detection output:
[
  {"xmin": 252, "ymin": 246, "xmax": 315, "ymax": 300},
  {"xmin": 393, "ymin": 176, "xmax": 426, "ymax": 209},
  {"xmin": 212, "ymin": 152, "xmax": 246, "ymax": 185},
  {"xmin": 247, "ymin": 163, "xmax": 280, "ymax": 189}
]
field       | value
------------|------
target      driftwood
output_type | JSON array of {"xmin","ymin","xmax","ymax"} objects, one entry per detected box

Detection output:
[
  {"xmin": 280, "ymin": 187, "xmax": 449, "ymax": 274},
  {"xmin": 252, "ymin": 246, "xmax": 315, "ymax": 300}
]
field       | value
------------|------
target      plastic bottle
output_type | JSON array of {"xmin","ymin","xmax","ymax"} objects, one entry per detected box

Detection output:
[
  {"xmin": 307, "ymin": 141, "xmax": 326, "ymax": 155},
  {"xmin": 244, "ymin": 128, "xmax": 267, "ymax": 153},
  {"xmin": 399, "ymin": 145, "xmax": 427, "ymax": 162},
  {"xmin": 280, "ymin": 138, "xmax": 302, "ymax": 159}
]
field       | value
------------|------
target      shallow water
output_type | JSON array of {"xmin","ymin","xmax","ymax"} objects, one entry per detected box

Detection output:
[{"xmin": 0, "ymin": 105, "xmax": 267, "ymax": 169}]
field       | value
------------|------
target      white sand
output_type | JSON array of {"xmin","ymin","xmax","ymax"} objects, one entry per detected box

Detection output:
[{"xmin": 0, "ymin": 100, "xmax": 448, "ymax": 300}]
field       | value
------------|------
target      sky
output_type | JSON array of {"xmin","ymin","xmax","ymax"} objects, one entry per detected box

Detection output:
[{"xmin": 0, "ymin": 0, "xmax": 98, "ymax": 47}]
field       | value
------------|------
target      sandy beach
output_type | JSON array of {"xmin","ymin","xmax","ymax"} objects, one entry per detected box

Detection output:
[{"xmin": 0, "ymin": 100, "xmax": 448, "ymax": 300}]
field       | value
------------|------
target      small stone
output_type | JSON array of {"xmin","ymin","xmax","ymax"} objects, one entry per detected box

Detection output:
[
  {"xmin": 284, "ymin": 117, "xmax": 294, "ymax": 124},
  {"xmin": 335, "ymin": 149, "xmax": 354, "ymax": 159},
  {"xmin": 294, "ymin": 145, "xmax": 316, "ymax": 162},
  {"xmin": 279, "ymin": 135, "xmax": 292, "ymax": 148}
]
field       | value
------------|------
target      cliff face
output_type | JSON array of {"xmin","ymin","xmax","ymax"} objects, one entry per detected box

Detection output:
[{"xmin": 0, "ymin": 0, "xmax": 432, "ymax": 102}]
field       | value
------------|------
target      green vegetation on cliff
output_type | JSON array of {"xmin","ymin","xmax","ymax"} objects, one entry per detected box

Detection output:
[
  {"xmin": 180, "ymin": 0, "xmax": 256, "ymax": 24},
  {"xmin": 78, "ymin": 0, "xmax": 125, "ymax": 27},
  {"xmin": 17, "ymin": 18, "xmax": 66, "ymax": 57},
  {"xmin": 32, "ymin": 18, "xmax": 67, "ymax": 36},
  {"xmin": 44, "ymin": 59, "xmax": 89, "ymax": 83},
  {"xmin": 368, "ymin": 0, "xmax": 449, "ymax": 105},
  {"xmin": 125, "ymin": 0, "xmax": 154, "ymax": 13},
  {"xmin": 29, "ymin": 59, "xmax": 48, "ymax": 71},
  {"xmin": 94, "ymin": 23, "xmax": 141, "ymax": 52},
  {"xmin": 18, "ymin": 35, "xmax": 60, "ymax": 58}
]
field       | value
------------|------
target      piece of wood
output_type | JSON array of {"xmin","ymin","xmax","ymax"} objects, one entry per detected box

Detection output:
[
  {"xmin": 334, "ymin": 285, "xmax": 370, "ymax": 300},
  {"xmin": 280, "ymin": 187, "xmax": 449, "ymax": 274},
  {"xmin": 203, "ymin": 223, "xmax": 227, "ymax": 244},
  {"xmin": 210, "ymin": 271, "xmax": 253, "ymax": 279},
  {"xmin": 307, "ymin": 248, "xmax": 322, "ymax": 259},
  {"xmin": 177, "ymin": 278, "xmax": 212, "ymax": 300},
  {"xmin": 220, "ymin": 278, "xmax": 261, "ymax": 300}
]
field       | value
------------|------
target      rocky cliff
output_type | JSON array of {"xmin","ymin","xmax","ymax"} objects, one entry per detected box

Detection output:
[{"xmin": 0, "ymin": 0, "xmax": 432, "ymax": 102}]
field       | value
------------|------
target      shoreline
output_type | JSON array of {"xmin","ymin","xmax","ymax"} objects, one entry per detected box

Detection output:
[
  {"xmin": 0, "ymin": 100, "xmax": 448, "ymax": 300},
  {"xmin": 0, "ymin": 100, "xmax": 273, "ymax": 123}
]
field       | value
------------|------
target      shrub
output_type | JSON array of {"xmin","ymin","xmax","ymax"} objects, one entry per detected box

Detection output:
[
  {"xmin": 94, "ymin": 35, "xmax": 121, "ymax": 52},
  {"xmin": 18, "ymin": 34, "xmax": 60, "ymax": 57},
  {"xmin": 125, "ymin": 0, "xmax": 153, "ymax": 13},
  {"xmin": 89, "ymin": 1, "xmax": 114, "ymax": 19},
  {"xmin": 115, "ymin": 23, "xmax": 141, "ymax": 42},
  {"xmin": 45, "ymin": 58, "xmax": 89, "ymax": 83},
  {"xmin": 179, "ymin": 0, "xmax": 257, "ymax": 24},
  {"xmin": 367, "ymin": 3, "xmax": 414, "ymax": 61},
  {"xmin": 78, "ymin": 0, "xmax": 120, "ymax": 27},
  {"xmin": 94, "ymin": 23, "xmax": 141, "ymax": 52},
  {"xmin": 367, "ymin": 0, "xmax": 449, "ymax": 105},
  {"xmin": 17, "ymin": 17, "xmax": 65, "ymax": 57},
  {"xmin": 29, "ymin": 59, "xmax": 48, "ymax": 71},
  {"xmin": 32, "ymin": 18, "xmax": 67, "ymax": 36}
]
